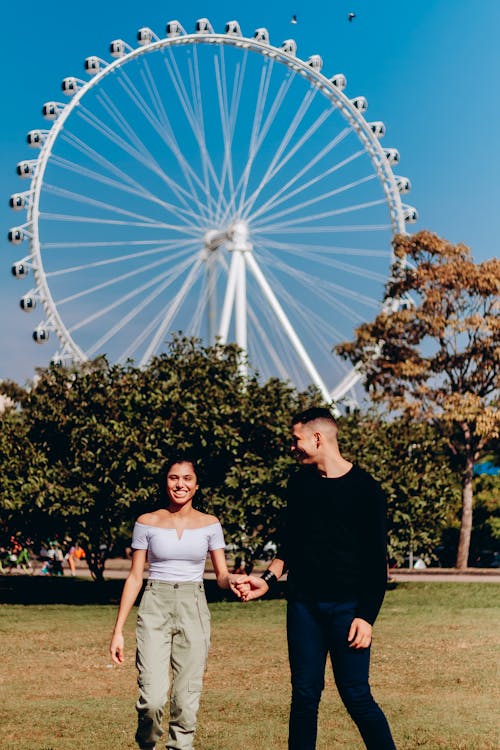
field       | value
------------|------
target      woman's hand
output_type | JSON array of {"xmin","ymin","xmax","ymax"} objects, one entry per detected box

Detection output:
[{"xmin": 110, "ymin": 631, "xmax": 125, "ymax": 664}]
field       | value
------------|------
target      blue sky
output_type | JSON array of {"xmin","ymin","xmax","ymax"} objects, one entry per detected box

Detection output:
[{"xmin": 1, "ymin": 0, "xmax": 499, "ymax": 387}]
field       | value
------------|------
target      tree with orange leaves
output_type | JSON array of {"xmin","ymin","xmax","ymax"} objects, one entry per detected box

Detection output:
[{"xmin": 337, "ymin": 231, "xmax": 499, "ymax": 569}]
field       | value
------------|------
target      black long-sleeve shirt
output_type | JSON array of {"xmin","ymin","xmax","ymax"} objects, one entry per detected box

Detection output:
[{"xmin": 277, "ymin": 464, "xmax": 388, "ymax": 625}]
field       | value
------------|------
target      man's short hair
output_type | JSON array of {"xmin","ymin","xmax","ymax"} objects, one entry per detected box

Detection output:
[{"xmin": 292, "ymin": 407, "xmax": 337, "ymax": 427}]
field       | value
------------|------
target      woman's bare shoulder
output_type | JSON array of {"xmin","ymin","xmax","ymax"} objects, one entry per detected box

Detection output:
[
  {"xmin": 194, "ymin": 510, "xmax": 219, "ymax": 526},
  {"xmin": 136, "ymin": 511, "xmax": 163, "ymax": 526}
]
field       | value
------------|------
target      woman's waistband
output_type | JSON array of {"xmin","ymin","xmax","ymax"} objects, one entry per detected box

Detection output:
[{"xmin": 145, "ymin": 579, "xmax": 204, "ymax": 591}]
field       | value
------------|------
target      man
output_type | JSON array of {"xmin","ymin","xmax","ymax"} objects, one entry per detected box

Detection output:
[{"xmin": 240, "ymin": 407, "xmax": 397, "ymax": 750}]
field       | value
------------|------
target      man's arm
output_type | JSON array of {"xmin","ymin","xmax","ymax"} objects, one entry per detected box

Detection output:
[
  {"xmin": 355, "ymin": 474, "xmax": 389, "ymax": 626},
  {"xmin": 239, "ymin": 557, "xmax": 286, "ymax": 601}
]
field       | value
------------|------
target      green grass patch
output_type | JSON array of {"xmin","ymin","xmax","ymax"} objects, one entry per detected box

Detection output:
[{"xmin": 0, "ymin": 583, "xmax": 498, "ymax": 749}]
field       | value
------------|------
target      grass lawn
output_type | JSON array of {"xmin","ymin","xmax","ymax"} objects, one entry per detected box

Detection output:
[{"xmin": 0, "ymin": 583, "xmax": 498, "ymax": 749}]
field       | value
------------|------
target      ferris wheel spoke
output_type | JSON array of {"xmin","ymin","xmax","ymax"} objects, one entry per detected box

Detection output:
[
  {"xmin": 71, "ymin": 257, "xmax": 193, "ymax": 334},
  {"xmin": 118, "ymin": 295, "xmax": 185, "ymax": 363},
  {"xmin": 108, "ymin": 77, "xmax": 211, "ymax": 222},
  {"xmin": 244, "ymin": 252, "xmax": 330, "ymax": 402},
  {"xmin": 251, "ymin": 250, "xmax": 357, "ymax": 345},
  {"xmin": 55, "ymin": 246, "xmax": 195, "ymax": 306},
  {"xmin": 43, "ymin": 239, "xmax": 196, "ymax": 266},
  {"xmin": 139, "ymin": 253, "xmax": 206, "ymax": 365},
  {"xmin": 253, "ymin": 197, "xmax": 387, "ymax": 232},
  {"xmin": 115, "ymin": 66, "xmax": 210, "ymax": 213},
  {"xmin": 41, "ymin": 210, "xmax": 193, "ymax": 234},
  {"xmin": 251, "ymin": 276, "xmax": 335, "ymax": 388},
  {"xmin": 248, "ymin": 144, "xmax": 364, "ymax": 222},
  {"xmin": 75, "ymin": 103, "xmax": 205, "ymax": 225},
  {"xmin": 233, "ymin": 60, "xmax": 297, "ymax": 218},
  {"xmin": 242, "ymin": 106, "xmax": 334, "ymax": 220},
  {"xmin": 246, "ymin": 300, "xmax": 299, "ymax": 382},
  {"xmin": 256, "ymin": 223, "xmax": 391, "ymax": 234},
  {"xmin": 44, "ymin": 181, "xmax": 200, "ymax": 230},
  {"xmin": 260, "ymin": 238, "xmax": 389, "ymax": 258},
  {"xmin": 221, "ymin": 59, "xmax": 275, "ymax": 223},
  {"xmin": 82, "ymin": 255, "xmax": 196, "ymax": 356},
  {"xmin": 213, "ymin": 47, "xmax": 248, "ymax": 220},
  {"xmin": 254, "ymin": 173, "xmax": 377, "ymax": 226},
  {"xmin": 117, "ymin": 254, "xmax": 214, "ymax": 362},
  {"xmin": 161, "ymin": 47, "xmax": 224, "ymax": 211},
  {"xmin": 62, "ymin": 124, "xmax": 205, "ymax": 225},
  {"xmin": 49, "ymin": 152, "xmax": 202, "ymax": 231},
  {"xmin": 253, "ymin": 238, "xmax": 387, "ymax": 282},
  {"xmin": 241, "ymin": 86, "xmax": 320, "ymax": 218},
  {"xmin": 187, "ymin": 46, "xmax": 213, "ymax": 219},
  {"xmin": 218, "ymin": 62, "xmax": 272, "ymax": 225},
  {"xmin": 136, "ymin": 58, "xmax": 216, "ymax": 220},
  {"xmin": 185, "ymin": 271, "xmax": 213, "ymax": 339},
  {"xmin": 248, "ymin": 286, "xmax": 335, "ymax": 384},
  {"xmin": 263, "ymin": 252, "xmax": 379, "ymax": 317},
  {"xmin": 77, "ymin": 102, "xmax": 193, "ymax": 210}
]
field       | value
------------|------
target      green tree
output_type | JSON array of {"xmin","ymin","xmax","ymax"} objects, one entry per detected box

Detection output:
[
  {"xmin": 6, "ymin": 337, "xmax": 320, "ymax": 578},
  {"xmin": 17, "ymin": 358, "xmax": 153, "ymax": 579},
  {"xmin": 337, "ymin": 231, "xmax": 500, "ymax": 568},
  {"xmin": 339, "ymin": 412, "xmax": 457, "ymax": 565},
  {"xmin": 0, "ymin": 407, "xmax": 52, "ymax": 544}
]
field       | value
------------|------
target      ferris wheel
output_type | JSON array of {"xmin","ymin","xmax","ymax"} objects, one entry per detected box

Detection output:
[{"xmin": 8, "ymin": 18, "xmax": 417, "ymax": 404}]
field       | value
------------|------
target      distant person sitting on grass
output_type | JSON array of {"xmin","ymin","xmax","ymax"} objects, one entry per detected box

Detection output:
[
  {"xmin": 109, "ymin": 455, "xmax": 247, "ymax": 750},
  {"xmin": 65, "ymin": 541, "xmax": 86, "ymax": 576},
  {"xmin": 236, "ymin": 407, "xmax": 397, "ymax": 750}
]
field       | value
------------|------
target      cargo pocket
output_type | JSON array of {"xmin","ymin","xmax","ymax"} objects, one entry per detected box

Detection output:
[
  {"xmin": 195, "ymin": 592, "xmax": 211, "ymax": 664},
  {"xmin": 138, "ymin": 586, "xmax": 157, "ymax": 615}
]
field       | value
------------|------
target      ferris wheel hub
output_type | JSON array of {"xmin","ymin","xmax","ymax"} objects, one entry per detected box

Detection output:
[
  {"xmin": 227, "ymin": 220, "xmax": 252, "ymax": 252},
  {"xmin": 203, "ymin": 220, "xmax": 252, "ymax": 253}
]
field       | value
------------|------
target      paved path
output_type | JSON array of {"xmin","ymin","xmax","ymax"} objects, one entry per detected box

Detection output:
[
  {"xmin": 15, "ymin": 558, "xmax": 499, "ymax": 582},
  {"xmin": 68, "ymin": 560, "xmax": 500, "ymax": 583},
  {"xmin": 389, "ymin": 570, "xmax": 500, "ymax": 583}
]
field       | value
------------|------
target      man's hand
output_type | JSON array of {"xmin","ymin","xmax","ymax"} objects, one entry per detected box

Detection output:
[
  {"xmin": 237, "ymin": 575, "xmax": 270, "ymax": 601},
  {"xmin": 348, "ymin": 618, "xmax": 372, "ymax": 649}
]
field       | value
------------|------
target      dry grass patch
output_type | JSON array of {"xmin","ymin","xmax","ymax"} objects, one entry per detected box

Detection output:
[{"xmin": 0, "ymin": 583, "xmax": 498, "ymax": 749}]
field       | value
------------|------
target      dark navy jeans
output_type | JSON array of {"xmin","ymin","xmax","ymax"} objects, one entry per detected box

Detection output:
[{"xmin": 287, "ymin": 599, "xmax": 396, "ymax": 750}]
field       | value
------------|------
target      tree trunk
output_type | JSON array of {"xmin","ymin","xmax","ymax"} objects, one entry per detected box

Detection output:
[{"xmin": 456, "ymin": 454, "xmax": 474, "ymax": 569}]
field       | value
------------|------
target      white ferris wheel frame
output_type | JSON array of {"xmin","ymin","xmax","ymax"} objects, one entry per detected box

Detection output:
[{"xmin": 11, "ymin": 21, "xmax": 413, "ymax": 405}]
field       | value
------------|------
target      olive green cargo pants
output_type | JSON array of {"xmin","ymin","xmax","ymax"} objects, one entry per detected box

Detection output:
[{"xmin": 135, "ymin": 581, "xmax": 211, "ymax": 750}]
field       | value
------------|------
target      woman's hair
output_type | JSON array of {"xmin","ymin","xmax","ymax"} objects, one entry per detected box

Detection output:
[{"xmin": 163, "ymin": 455, "xmax": 199, "ymax": 478}]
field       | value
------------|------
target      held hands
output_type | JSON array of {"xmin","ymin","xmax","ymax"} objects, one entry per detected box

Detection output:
[
  {"xmin": 229, "ymin": 574, "xmax": 270, "ymax": 601},
  {"xmin": 228, "ymin": 574, "xmax": 251, "ymax": 598}
]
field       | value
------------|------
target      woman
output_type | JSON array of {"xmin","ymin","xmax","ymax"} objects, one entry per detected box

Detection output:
[{"xmin": 110, "ymin": 456, "xmax": 244, "ymax": 750}]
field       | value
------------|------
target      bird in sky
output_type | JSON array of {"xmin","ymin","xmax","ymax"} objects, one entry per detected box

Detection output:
[
  {"xmin": 290, "ymin": 14, "xmax": 298, "ymax": 24},
  {"xmin": 348, "ymin": 12, "xmax": 356, "ymax": 22}
]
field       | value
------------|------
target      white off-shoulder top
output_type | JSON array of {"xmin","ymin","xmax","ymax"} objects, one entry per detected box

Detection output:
[{"xmin": 131, "ymin": 521, "xmax": 225, "ymax": 582}]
